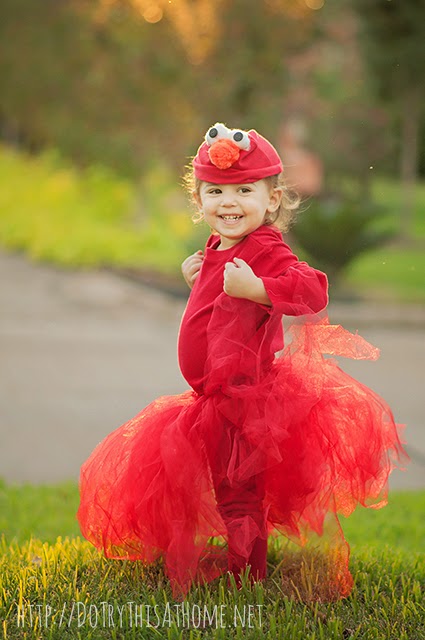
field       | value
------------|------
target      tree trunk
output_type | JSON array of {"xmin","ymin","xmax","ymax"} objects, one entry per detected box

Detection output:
[{"xmin": 399, "ymin": 86, "xmax": 422, "ymax": 241}]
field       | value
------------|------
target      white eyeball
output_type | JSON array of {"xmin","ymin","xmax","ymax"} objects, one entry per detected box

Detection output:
[
  {"xmin": 205, "ymin": 123, "xmax": 230, "ymax": 146},
  {"xmin": 230, "ymin": 129, "xmax": 250, "ymax": 151}
]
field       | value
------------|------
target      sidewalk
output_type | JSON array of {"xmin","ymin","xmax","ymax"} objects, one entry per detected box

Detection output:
[{"xmin": 0, "ymin": 250, "xmax": 424, "ymax": 490}]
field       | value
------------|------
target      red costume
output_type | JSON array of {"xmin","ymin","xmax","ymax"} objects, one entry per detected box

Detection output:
[
  {"xmin": 77, "ymin": 124, "xmax": 406, "ymax": 600},
  {"xmin": 178, "ymin": 225, "xmax": 328, "ymax": 393},
  {"xmin": 77, "ymin": 224, "xmax": 405, "ymax": 598}
]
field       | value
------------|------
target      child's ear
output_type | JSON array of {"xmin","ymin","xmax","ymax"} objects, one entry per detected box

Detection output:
[{"xmin": 267, "ymin": 187, "xmax": 283, "ymax": 212}]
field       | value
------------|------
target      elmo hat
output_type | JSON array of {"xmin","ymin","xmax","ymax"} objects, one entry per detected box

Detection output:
[{"xmin": 193, "ymin": 123, "xmax": 283, "ymax": 184}]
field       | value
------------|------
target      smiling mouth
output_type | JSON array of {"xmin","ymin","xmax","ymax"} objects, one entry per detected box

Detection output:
[{"xmin": 219, "ymin": 215, "xmax": 243, "ymax": 220}]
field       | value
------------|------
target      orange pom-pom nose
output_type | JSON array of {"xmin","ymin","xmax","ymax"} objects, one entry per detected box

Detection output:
[{"xmin": 208, "ymin": 138, "xmax": 241, "ymax": 170}]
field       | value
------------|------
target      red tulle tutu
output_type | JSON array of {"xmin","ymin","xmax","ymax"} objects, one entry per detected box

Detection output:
[{"xmin": 77, "ymin": 300, "xmax": 407, "ymax": 600}]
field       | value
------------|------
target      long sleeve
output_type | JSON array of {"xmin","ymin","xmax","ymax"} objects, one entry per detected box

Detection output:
[
  {"xmin": 249, "ymin": 236, "xmax": 329, "ymax": 317},
  {"xmin": 262, "ymin": 262, "xmax": 328, "ymax": 316}
]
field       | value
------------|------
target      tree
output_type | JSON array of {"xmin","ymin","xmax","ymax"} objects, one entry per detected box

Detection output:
[
  {"xmin": 352, "ymin": 0, "xmax": 425, "ymax": 239},
  {"xmin": 95, "ymin": 0, "xmax": 314, "ymax": 65},
  {"xmin": 0, "ymin": 0, "xmax": 321, "ymax": 174},
  {"xmin": 93, "ymin": 0, "xmax": 319, "ymax": 160}
]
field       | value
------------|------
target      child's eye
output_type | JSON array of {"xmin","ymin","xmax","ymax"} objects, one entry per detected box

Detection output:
[{"xmin": 240, "ymin": 187, "xmax": 252, "ymax": 193}]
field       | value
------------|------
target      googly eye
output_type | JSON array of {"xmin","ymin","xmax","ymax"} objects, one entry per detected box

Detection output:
[
  {"xmin": 230, "ymin": 130, "xmax": 250, "ymax": 151},
  {"xmin": 205, "ymin": 123, "xmax": 229, "ymax": 146}
]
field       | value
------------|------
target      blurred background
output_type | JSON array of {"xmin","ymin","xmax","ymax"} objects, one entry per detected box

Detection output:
[
  {"xmin": 0, "ymin": 0, "xmax": 424, "ymax": 486},
  {"xmin": 1, "ymin": 0, "xmax": 425, "ymax": 294}
]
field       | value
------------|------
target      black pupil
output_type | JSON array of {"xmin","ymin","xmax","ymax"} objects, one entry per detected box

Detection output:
[
  {"xmin": 233, "ymin": 132, "xmax": 243, "ymax": 142},
  {"xmin": 209, "ymin": 128, "xmax": 218, "ymax": 138}
]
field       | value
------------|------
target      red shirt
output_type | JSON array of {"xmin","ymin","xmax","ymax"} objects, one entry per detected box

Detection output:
[{"xmin": 178, "ymin": 225, "xmax": 328, "ymax": 393}]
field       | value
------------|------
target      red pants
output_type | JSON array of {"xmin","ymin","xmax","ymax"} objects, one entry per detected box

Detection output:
[
  {"xmin": 214, "ymin": 472, "xmax": 268, "ymax": 582},
  {"xmin": 207, "ymin": 426, "xmax": 268, "ymax": 583}
]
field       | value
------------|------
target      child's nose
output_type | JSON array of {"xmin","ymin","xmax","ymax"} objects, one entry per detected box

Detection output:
[{"xmin": 221, "ymin": 192, "xmax": 237, "ymax": 206}]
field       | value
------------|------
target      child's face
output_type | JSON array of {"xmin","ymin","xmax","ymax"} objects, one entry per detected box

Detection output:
[{"xmin": 194, "ymin": 179, "xmax": 282, "ymax": 250}]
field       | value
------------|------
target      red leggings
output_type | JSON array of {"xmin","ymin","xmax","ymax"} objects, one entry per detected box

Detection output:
[
  {"xmin": 207, "ymin": 436, "xmax": 268, "ymax": 583},
  {"xmin": 215, "ymin": 473, "xmax": 268, "ymax": 582}
]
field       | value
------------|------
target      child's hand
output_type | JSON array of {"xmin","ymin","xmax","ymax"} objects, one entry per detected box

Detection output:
[
  {"xmin": 224, "ymin": 258, "xmax": 271, "ymax": 305},
  {"xmin": 181, "ymin": 250, "xmax": 204, "ymax": 289}
]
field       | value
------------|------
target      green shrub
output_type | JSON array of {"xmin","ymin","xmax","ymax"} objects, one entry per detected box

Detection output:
[{"xmin": 292, "ymin": 194, "xmax": 395, "ymax": 284}]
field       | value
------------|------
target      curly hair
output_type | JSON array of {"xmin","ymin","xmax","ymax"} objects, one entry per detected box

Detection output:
[{"xmin": 182, "ymin": 164, "xmax": 300, "ymax": 234}]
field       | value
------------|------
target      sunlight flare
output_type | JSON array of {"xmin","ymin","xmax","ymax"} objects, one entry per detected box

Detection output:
[{"xmin": 94, "ymin": 0, "xmax": 313, "ymax": 62}]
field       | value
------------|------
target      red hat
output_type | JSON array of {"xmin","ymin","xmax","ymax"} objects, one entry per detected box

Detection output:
[{"xmin": 193, "ymin": 123, "xmax": 283, "ymax": 184}]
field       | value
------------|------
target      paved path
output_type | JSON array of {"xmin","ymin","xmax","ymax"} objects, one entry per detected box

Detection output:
[{"xmin": 1, "ymin": 250, "xmax": 424, "ymax": 491}]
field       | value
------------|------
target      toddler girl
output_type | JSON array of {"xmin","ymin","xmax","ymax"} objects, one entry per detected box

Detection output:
[{"xmin": 77, "ymin": 123, "xmax": 406, "ymax": 599}]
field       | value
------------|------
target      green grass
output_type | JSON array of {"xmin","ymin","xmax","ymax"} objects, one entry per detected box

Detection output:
[
  {"xmin": 0, "ymin": 144, "xmax": 425, "ymax": 301},
  {"xmin": 0, "ymin": 480, "xmax": 80, "ymax": 544},
  {"xmin": 0, "ymin": 482, "xmax": 424, "ymax": 639},
  {"xmin": 345, "ymin": 247, "xmax": 425, "ymax": 303},
  {"xmin": 341, "ymin": 178, "xmax": 425, "ymax": 302},
  {"xmin": 372, "ymin": 178, "xmax": 425, "ymax": 238}
]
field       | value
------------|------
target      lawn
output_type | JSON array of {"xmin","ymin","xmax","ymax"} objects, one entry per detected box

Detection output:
[
  {"xmin": 0, "ymin": 481, "xmax": 424, "ymax": 639},
  {"xmin": 0, "ymin": 145, "xmax": 425, "ymax": 302}
]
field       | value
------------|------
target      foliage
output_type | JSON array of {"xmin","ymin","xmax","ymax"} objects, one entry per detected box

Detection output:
[
  {"xmin": 0, "ymin": 480, "xmax": 424, "ymax": 639},
  {"xmin": 0, "ymin": 144, "xmax": 205, "ymax": 272},
  {"xmin": 352, "ymin": 0, "xmax": 425, "ymax": 237},
  {"xmin": 97, "ymin": 0, "xmax": 316, "ymax": 65},
  {"xmin": 0, "ymin": 0, "xmax": 195, "ymax": 174},
  {"xmin": 285, "ymin": 2, "xmax": 396, "ymax": 185},
  {"xmin": 291, "ymin": 194, "xmax": 395, "ymax": 283},
  {"xmin": 0, "ymin": 0, "xmax": 319, "ymax": 175},
  {"xmin": 1, "ymin": 0, "xmax": 424, "ymax": 210},
  {"xmin": 187, "ymin": 0, "xmax": 315, "ymax": 133},
  {"xmin": 2, "ymin": 144, "xmax": 425, "ymax": 300},
  {"xmin": 353, "ymin": 0, "xmax": 425, "ymax": 97}
]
